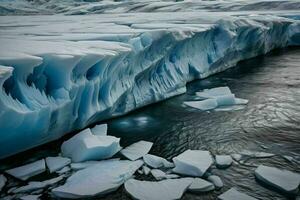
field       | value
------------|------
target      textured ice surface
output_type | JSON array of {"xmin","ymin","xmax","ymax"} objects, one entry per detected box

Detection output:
[
  {"xmin": 52, "ymin": 159, "xmax": 143, "ymax": 199},
  {"xmin": 46, "ymin": 156, "xmax": 71, "ymax": 173},
  {"xmin": 0, "ymin": 174, "xmax": 7, "ymax": 192},
  {"xmin": 218, "ymin": 188, "xmax": 257, "ymax": 200},
  {"xmin": 120, "ymin": 141, "xmax": 153, "ymax": 161},
  {"xmin": 5, "ymin": 159, "xmax": 46, "ymax": 181},
  {"xmin": 0, "ymin": 0, "xmax": 300, "ymax": 158},
  {"xmin": 188, "ymin": 178, "xmax": 215, "ymax": 193},
  {"xmin": 255, "ymin": 165, "xmax": 300, "ymax": 195},
  {"xmin": 172, "ymin": 150, "xmax": 213, "ymax": 177},
  {"xmin": 215, "ymin": 155, "xmax": 233, "ymax": 169},
  {"xmin": 61, "ymin": 128, "xmax": 121, "ymax": 162},
  {"xmin": 143, "ymin": 154, "xmax": 174, "ymax": 168},
  {"xmin": 124, "ymin": 178, "xmax": 193, "ymax": 200}
]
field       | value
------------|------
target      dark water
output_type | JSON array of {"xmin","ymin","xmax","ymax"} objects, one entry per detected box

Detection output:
[{"xmin": 1, "ymin": 47, "xmax": 300, "ymax": 199}]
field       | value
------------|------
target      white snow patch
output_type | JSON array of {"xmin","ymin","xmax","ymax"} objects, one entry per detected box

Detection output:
[{"xmin": 120, "ymin": 141, "xmax": 153, "ymax": 161}]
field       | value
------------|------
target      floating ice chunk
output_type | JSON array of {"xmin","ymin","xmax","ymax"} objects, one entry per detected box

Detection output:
[
  {"xmin": 61, "ymin": 128, "xmax": 121, "ymax": 162},
  {"xmin": 215, "ymin": 155, "xmax": 233, "ymax": 169},
  {"xmin": 143, "ymin": 166, "xmax": 151, "ymax": 175},
  {"xmin": 184, "ymin": 99, "xmax": 218, "ymax": 111},
  {"xmin": 255, "ymin": 165, "xmax": 300, "ymax": 195},
  {"xmin": 188, "ymin": 178, "xmax": 215, "ymax": 193},
  {"xmin": 91, "ymin": 124, "xmax": 107, "ymax": 136},
  {"xmin": 5, "ymin": 159, "xmax": 46, "ymax": 181},
  {"xmin": 231, "ymin": 154, "xmax": 242, "ymax": 161},
  {"xmin": 46, "ymin": 156, "xmax": 71, "ymax": 173},
  {"xmin": 12, "ymin": 176, "xmax": 64, "ymax": 193},
  {"xmin": 19, "ymin": 195, "xmax": 41, "ymax": 200},
  {"xmin": 234, "ymin": 98, "xmax": 249, "ymax": 105},
  {"xmin": 124, "ymin": 178, "xmax": 193, "ymax": 200},
  {"xmin": 214, "ymin": 94, "xmax": 236, "ymax": 107},
  {"xmin": 52, "ymin": 160, "xmax": 143, "ymax": 199},
  {"xmin": 172, "ymin": 150, "xmax": 213, "ymax": 177},
  {"xmin": 0, "ymin": 174, "xmax": 7, "ymax": 191},
  {"xmin": 208, "ymin": 175, "xmax": 223, "ymax": 189},
  {"xmin": 218, "ymin": 188, "xmax": 257, "ymax": 200},
  {"xmin": 241, "ymin": 150, "xmax": 275, "ymax": 158},
  {"xmin": 196, "ymin": 87, "xmax": 232, "ymax": 98},
  {"xmin": 151, "ymin": 169, "xmax": 167, "ymax": 180},
  {"xmin": 143, "ymin": 154, "xmax": 174, "ymax": 168},
  {"xmin": 56, "ymin": 166, "xmax": 71, "ymax": 174},
  {"xmin": 120, "ymin": 141, "xmax": 153, "ymax": 161}
]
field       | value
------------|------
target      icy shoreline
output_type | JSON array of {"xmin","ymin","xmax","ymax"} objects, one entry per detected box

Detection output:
[{"xmin": 0, "ymin": 11, "xmax": 300, "ymax": 158}]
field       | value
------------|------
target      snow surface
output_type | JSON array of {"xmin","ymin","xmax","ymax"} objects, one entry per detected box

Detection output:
[
  {"xmin": 0, "ymin": 0, "xmax": 300, "ymax": 158},
  {"xmin": 120, "ymin": 141, "xmax": 153, "ymax": 161},
  {"xmin": 52, "ymin": 159, "xmax": 143, "ymax": 199}
]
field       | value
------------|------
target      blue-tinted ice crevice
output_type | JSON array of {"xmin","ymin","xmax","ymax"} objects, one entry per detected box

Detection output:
[{"xmin": 0, "ymin": 15, "xmax": 299, "ymax": 158}]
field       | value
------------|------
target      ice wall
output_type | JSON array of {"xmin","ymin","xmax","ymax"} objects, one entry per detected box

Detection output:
[{"xmin": 0, "ymin": 12, "xmax": 300, "ymax": 158}]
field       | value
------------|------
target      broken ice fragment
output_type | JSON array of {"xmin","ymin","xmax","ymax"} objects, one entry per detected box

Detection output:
[
  {"xmin": 196, "ymin": 87, "xmax": 232, "ymax": 98},
  {"xmin": 184, "ymin": 99, "xmax": 218, "ymax": 111},
  {"xmin": 143, "ymin": 166, "xmax": 151, "ymax": 175},
  {"xmin": 151, "ymin": 169, "xmax": 167, "ymax": 180},
  {"xmin": 207, "ymin": 175, "xmax": 223, "ymax": 189},
  {"xmin": 19, "ymin": 195, "xmax": 41, "ymax": 200},
  {"xmin": 143, "ymin": 154, "xmax": 174, "ymax": 168},
  {"xmin": 52, "ymin": 160, "xmax": 143, "ymax": 199},
  {"xmin": 231, "ymin": 154, "xmax": 242, "ymax": 161},
  {"xmin": 61, "ymin": 128, "xmax": 121, "ymax": 162},
  {"xmin": 56, "ymin": 166, "xmax": 71, "ymax": 174},
  {"xmin": 46, "ymin": 156, "xmax": 71, "ymax": 173},
  {"xmin": 215, "ymin": 155, "xmax": 233, "ymax": 169},
  {"xmin": 234, "ymin": 98, "xmax": 249, "ymax": 105},
  {"xmin": 255, "ymin": 165, "xmax": 300, "ymax": 195},
  {"xmin": 241, "ymin": 150, "xmax": 275, "ymax": 158},
  {"xmin": 5, "ymin": 159, "xmax": 46, "ymax": 181},
  {"xmin": 120, "ymin": 141, "xmax": 153, "ymax": 161},
  {"xmin": 124, "ymin": 178, "xmax": 193, "ymax": 200},
  {"xmin": 70, "ymin": 159, "xmax": 120, "ymax": 170},
  {"xmin": 188, "ymin": 178, "xmax": 215, "ymax": 193},
  {"xmin": 214, "ymin": 94, "xmax": 236, "ymax": 107},
  {"xmin": 0, "ymin": 174, "xmax": 7, "ymax": 192},
  {"xmin": 91, "ymin": 124, "xmax": 107, "ymax": 136},
  {"xmin": 218, "ymin": 188, "xmax": 257, "ymax": 200},
  {"xmin": 172, "ymin": 150, "xmax": 213, "ymax": 177}
]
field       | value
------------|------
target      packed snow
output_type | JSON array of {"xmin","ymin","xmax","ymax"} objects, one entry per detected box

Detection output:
[
  {"xmin": 120, "ymin": 141, "xmax": 153, "ymax": 161},
  {"xmin": 218, "ymin": 188, "xmax": 257, "ymax": 200},
  {"xmin": 255, "ymin": 165, "xmax": 300, "ymax": 195}
]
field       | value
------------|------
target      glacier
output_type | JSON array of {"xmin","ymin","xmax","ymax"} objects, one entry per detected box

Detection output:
[{"xmin": 0, "ymin": 0, "xmax": 300, "ymax": 159}]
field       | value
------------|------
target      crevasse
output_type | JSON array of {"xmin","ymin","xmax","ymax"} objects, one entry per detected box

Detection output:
[{"xmin": 0, "ymin": 15, "xmax": 299, "ymax": 158}]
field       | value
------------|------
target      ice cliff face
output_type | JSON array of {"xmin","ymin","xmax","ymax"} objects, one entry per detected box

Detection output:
[{"xmin": 0, "ymin": 1, "xmax": 300, "ymax": 158}]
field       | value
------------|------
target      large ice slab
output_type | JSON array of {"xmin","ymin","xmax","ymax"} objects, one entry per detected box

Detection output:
[
  {"xmin": 255, "ymin": 165, "xmax": 300, "ymax": 195},
  {"xmin": 172, "ymin": 150, "xmax": 213, "ymax": 177},
  {"xmin": 124, "ymin": 178, "xmax": 193, "ymax": 200},
  {"xmin": 218, "ymin": 188, "xmax": 257, "ymax": 200},
  {"xmin": 5, "ymin": 159, "xmax": 46, "ymax": 181},
  {"xmin": 61, "ymin": 128, "xmax": 121, "ymax": 162},
  {"xmin": 52, "ymin": 159, "xmax": 143, "ymax": 199},
  {"xmin": 120, "ymin": 141, "xmax": 153, "ymax": 161}
]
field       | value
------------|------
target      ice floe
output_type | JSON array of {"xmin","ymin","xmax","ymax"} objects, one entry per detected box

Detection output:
[
  {"xmin": 52, "ymin": 160, "xmax": 143, "ymax": 199},
  {"xmin": 0, "ymin": 174, "xmax": 7, "ymax": 192},
  {"xmin": 120, "ymin": 141, "xmax": 153, "ymax": 161},
  {"xmin": 61, "ymin": 128, "xmax": 121, "ymax": 162},
  {"xmin": 218, "ymin": 188, "xmax": 257, "ymax": 200},
  {"xmin": 208, "ymin": 175, "xmax": 223, "ymax": 189},
  {"xmin": 184, "ymin": 99, "xmax": 218, "ymax": 111},
  {"xmin": 255, "ymin": 165, "xmax": 300, "ymax": 195},
  {"xmin": 188, "ymin": 178, "xmax": 215, "ymax": 193},
  {"xmin": 5, "ymin": 159, "xmax": 46, "ymax": 181},
  {"xmin": 124, "ymin": 178, "xmax": 193, "ymax": 200},
  {"xmin": 150, "ymin": 169, "xmax": 179, "ymax": 180},
  {"xmin": 172, "ymin": 150, "xmax": 213, "ymax": 177},
  {"xmin": 215, "ymin": 155, "xmax": 233, "ymax": 169},
  {"xmin": 46, "ymin": 156, "xmax": 71, "ymax": 173},
  {"xmin": 143, "ymin": 154, "xmax": 174, "ymax": 168}
]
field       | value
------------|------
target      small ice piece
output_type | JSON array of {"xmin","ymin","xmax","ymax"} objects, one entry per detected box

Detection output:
[
  {"xmin": 70, "ymin": 161, "xmax": 101, "ymax": 170},
  {"xmin": 214, "ymin": 94, "xmax": 236, "ymax": 107},
  {"xmin": 215, "ymin": 155, "xmax": 233, "ymax": 169},
  {"xmin": 234, "ymin": 98, "xmax": 249, "ymax": 105},
  {"xmin": 56, "ymin": 166, "xmax": 71, "ymax": 174},
  {"xmin": 124, "ymin": 178, "xmax": 193, "ymax": 200},
  {"xmin": 19, "ymin": 195, "xmax": 41, "ymax": 200},
  {"xmin": 137, "ymin": 170, "xmax": 143, "ymax": 175},
  {"xmin": 143, "ymin": 166, "xmax": 151, "ymax": 175},
  {"xmin": 231, "ymin": 154, "xmax": 242, "ymax": 161},
  {"xmin": 208, "ymin": 175, "xmax": 223, "ymax": 189},
  {"xmin": 46, "ymin": 156, "xmax": 71, "ymax": 173},
  {"xmin": 12, "ymin": 176, "xmax": 64, "ymax": 193},
  {"xmin": 196, "ymin": 87, "xmax": 232, "ymax": 98},
  {"xmin": 218, "ymin": 188, "xmax": 257, "ymax": 200},
  {"xmin": 241, "ymin": 150, "xmax": 275, "ymax": 158},
  {"xmin": 184, "ymin": 99, "xmax": 218, "ymax": 111},
  {"xmin": 188, "ymin": 178, "xmax": 215, "ymax": 193},
  {"xmin": 0, "ymin": 174, "xmax": 7, "ymax": 192},
  {"xmin": 143, "ymin": 154, "xmax": 174, "ymax": 168},
  {"xmin": 255, "ymin": 165, "xmax": 300, "ymax": 195},
  {"xmin": 120, "ymin": 141, "xmax": 153, "ymax": 161},
  {"xmin": 5, "ymin": 159, "xmax": 46, "ymax": 181},
  {"xmin": 151, "ymin": 169, "xmax": 167, "ymax": 180},
  {"xmin": 61, "ymin": 128, "xmax": 121, "ymax": 162},
  {"xmin": 91, "ymin": 124, "xmax": 107, "ymax": 136},
  {"xmin": 52, "ymin": 160, "xmax": 143, "ymax": 199},
  {"xmin": 172, "ymin": 150, "xmax": 213, "ymax": 177}
]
